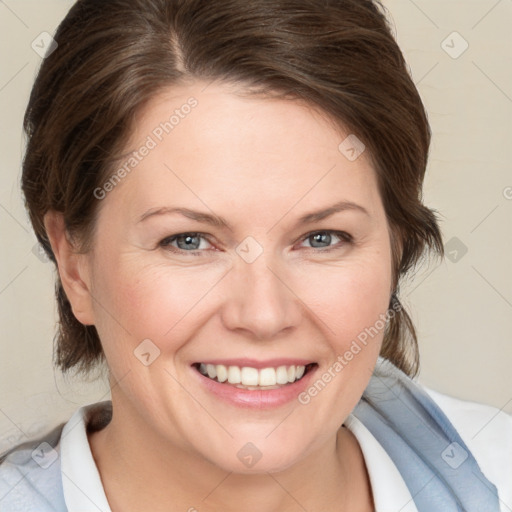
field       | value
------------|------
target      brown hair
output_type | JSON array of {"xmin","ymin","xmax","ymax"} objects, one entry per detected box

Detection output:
[{"xmin": 22, "ymin": 0, "xmax": 444, "ymax": 379}]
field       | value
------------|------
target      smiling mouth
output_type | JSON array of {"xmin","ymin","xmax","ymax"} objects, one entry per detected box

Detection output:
[{"xmin": 193, "ymin": 362, "xmax": 317, "ymax": 390}]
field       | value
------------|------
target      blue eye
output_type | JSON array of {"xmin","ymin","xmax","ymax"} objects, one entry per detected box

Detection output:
[
  {"xmin": 299, "ymin": 230, "xmax": 353, "ymax": 251},
  {"xmin": 160, "ymin": 233, "xmax": 212, "ymax": 255},
  {"xmin": 159, "ymin": 230, "xmax": 353, "ymax": 256}
]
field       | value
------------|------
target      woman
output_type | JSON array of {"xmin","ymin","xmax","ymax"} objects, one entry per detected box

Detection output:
[{"xmin": 1, "ymin": 0, "xmax": 510, "ymax": 510}]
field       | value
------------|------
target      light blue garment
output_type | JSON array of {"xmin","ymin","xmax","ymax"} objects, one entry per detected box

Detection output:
[
  {"xmin": 352, "ymin": 357, "xmax": 500, "ymax": 511},
  {"xmin": 0, "ymin": 422, "xmax": 66, "ymax": 511},
  {"xmin": 0, "ymin": 357, "xmax": 500, "ymax": 511}
]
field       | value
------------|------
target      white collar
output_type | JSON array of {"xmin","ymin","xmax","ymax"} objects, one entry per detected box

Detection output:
[
  {"xmin": 344, "ymin": 413, "xmax": 418, "ymax": 512},
  {"xmin": 60, "ymin": 402, "xmax": 112, "ymax": 512},
  {"xmin": 60, "ymin": 402, "xmax": 417, "ymax": 512}
]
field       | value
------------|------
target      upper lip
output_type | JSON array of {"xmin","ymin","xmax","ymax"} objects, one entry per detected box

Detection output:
[{"xmin": 193, "ymin": 358, "xmax": 315, "ymax": 369}]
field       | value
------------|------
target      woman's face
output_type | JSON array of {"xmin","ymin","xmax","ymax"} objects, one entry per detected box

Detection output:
[{"xmin": 82, "ymin": 80, "xmax": 393, "ymax": 473}]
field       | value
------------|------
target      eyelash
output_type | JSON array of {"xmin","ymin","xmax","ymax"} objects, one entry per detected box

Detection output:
[{"xmin": 159, "ymin": 230, "xmax": 354, "ymax": 256}]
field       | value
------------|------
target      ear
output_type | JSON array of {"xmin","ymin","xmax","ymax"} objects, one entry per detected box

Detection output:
[{"xmin": 44, "ymin": 211, "xmax": 95, "ymax": 326}]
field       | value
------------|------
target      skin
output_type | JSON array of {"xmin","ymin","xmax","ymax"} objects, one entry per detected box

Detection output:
[{"xmin": 45, "ymin": 80, "xmax": 395, "ymax": 511}]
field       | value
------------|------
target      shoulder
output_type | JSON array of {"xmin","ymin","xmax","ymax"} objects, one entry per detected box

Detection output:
[
  {"xmin": 0, "ymin": 422, "xmax": 67, "ymax": 511},
  {"xmin": 422, "ymin": 385, "xmax": 512, "ymax": 511}
]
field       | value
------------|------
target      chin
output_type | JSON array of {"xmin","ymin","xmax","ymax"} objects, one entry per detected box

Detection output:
[
  {"xmin": 213, "ymin": 451, "xmax": 305, "ymax": 475},
  {"xmin": 194, "ymin": 431, "xmax": 314, "ymax": 475}
]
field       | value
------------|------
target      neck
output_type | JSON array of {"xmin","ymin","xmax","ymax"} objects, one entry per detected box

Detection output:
[{"xmin": 88, "ymin": 398, "xmax": 372, "ymax": 512}]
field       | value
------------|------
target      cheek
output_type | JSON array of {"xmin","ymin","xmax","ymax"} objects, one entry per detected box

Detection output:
[
  {"xmin": 91, "ymin": 256, "xmax": 226, "ymax": 351},
  {"xmin": 297, "ymin": 256, "xmax": 392, "ymax": 348}
]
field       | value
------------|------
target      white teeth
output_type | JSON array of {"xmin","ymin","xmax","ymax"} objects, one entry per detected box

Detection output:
[
  {"xmin": 241, "ymin": 367, "xmax": 259, "ymax": 386},
  {"xmin": 227, "ymin": 366, "xmax": 241, "ymax": 384},
  {"xmin": 206, "ymin": 364, "xmax": 217, "ymax": 379},
  {"xmin": 259, "ymin": 367, "xmax": 277, "ymax": 386},
  {"xmin": 276, "ymin": 366, "xmax": 289, "ymax": 384},
  {"xmin": 216, "ymin": 364, "xmax": 228, "ymax": 383},
  {"xmin": 198, "ymin": 363, "xmax": 309, "ymax": 387}
]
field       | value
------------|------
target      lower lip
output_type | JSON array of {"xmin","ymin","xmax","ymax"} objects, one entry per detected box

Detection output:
[{"xmin": 192, "ymin": 366, "xmax": 318, "ymax": 409}]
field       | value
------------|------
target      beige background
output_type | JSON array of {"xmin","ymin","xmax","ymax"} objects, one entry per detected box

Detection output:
[{"xmin": 1, "ymin": 0, "xmax": 511, "ymax": 453}]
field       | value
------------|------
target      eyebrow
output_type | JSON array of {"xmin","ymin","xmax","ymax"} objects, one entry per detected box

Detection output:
[{"xmin": 137, "ymin": 200, "xmax": 370, "ymax": 230}]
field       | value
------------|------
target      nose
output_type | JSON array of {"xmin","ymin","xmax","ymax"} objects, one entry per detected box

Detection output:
[{"xmin": 220, "ymin": 253, "xmax": 304, "ymax": 341}]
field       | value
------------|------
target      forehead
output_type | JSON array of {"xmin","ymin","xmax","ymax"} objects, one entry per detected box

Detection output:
[
  {"xmin": 110, "ymin": 81, "xmax": 383, "ymax": 224},
  {"xmin": 132, "ymin": 81, "xmax": 359, "ymax": 161}
]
